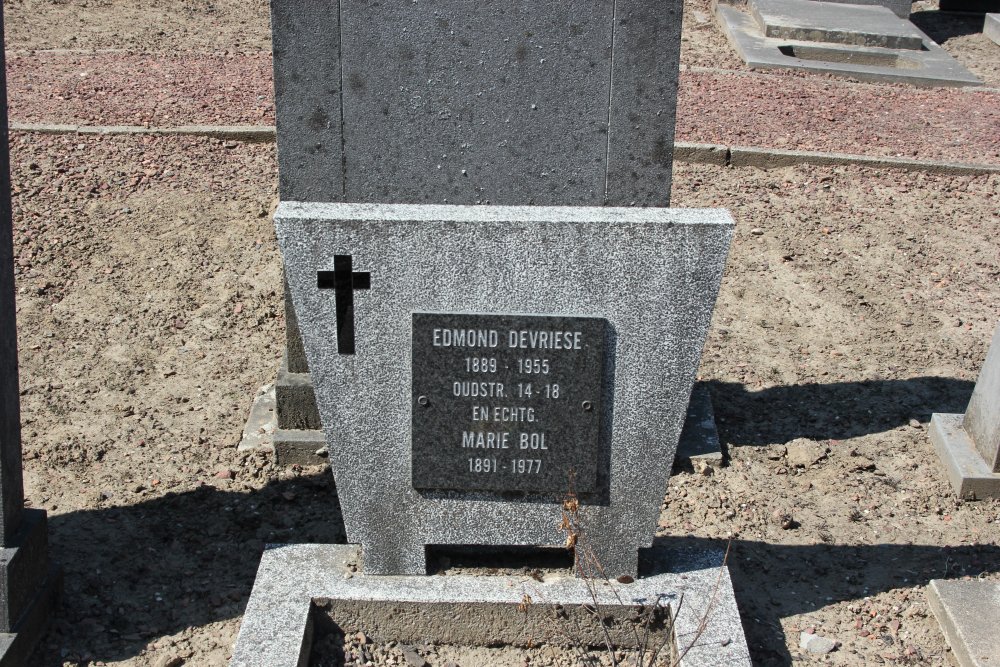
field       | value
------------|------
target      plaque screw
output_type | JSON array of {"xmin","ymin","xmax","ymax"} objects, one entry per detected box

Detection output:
[
  {"xmin": 582, "ymin": 401, "xmax": 593, "ymax": 411},
  {"xmin": 417, "ymin": 395, "xmax": 429, "ymax": 406}
]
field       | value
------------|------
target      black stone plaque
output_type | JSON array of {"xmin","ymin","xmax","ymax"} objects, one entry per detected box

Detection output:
[{"xmin": 411, "ymin": 313, "xmax": 606, "ymax": 493}]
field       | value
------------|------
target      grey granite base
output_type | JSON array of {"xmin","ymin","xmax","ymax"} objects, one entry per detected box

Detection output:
[
  {"xmin": 930, "ymin": 413, "xmax": 1000, "ymax": 499},
  {"xmin": 275, "ymin": 356, "xmax": 321, "ymax": 432},
  {"xmin": 229, "ymin": 543, "xmax": 750, "ymax": 667},
  {"xmin": 927, "ymin": 579, "xmax": 1000, "ymax": 667},
  {"xmin": 676, "ymin": 385, "xmax": 723, "ymax": 472},
  {"xmin": 238, "ymin": 383, "xmax": 328, "ymax": 466},
  {"xmin": 716, "ymin": 2, "xmax": 983, "ymax": 86}
]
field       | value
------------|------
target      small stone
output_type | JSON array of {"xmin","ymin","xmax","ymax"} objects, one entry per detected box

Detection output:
[
  {"xmin": 356, "ymin": 631, "xmax": 368, "ymax": 645},
  {"xmin": 214, "ymin": 468, "xmax": 235, "ymax": 480},
  {"xmin": 400, "ymin": 646, "xmax": 427, "ymax": 667},
  {"xmin": 785, "ymin": 438, "xmax": 827, "ymax": 467},
  {"xmin": 154, "ymin": 656, "xmax": 183, "ymax": 667},
  {"xmin": 750, "ymin": 228, "xmax": 764, "ymax": 235},
  {"xmin": 765, "ymin": 445, "xmax": 787, "ymax": 460},
  {"xmin": 799, "ymin": 631, "xmax": 837, "ymax": 654},
  {"xmin": 691, "ymin": 458, "xmax": 716, "ymax": 475},
  {"xmin": 772, "ymin": 509, "xmax": 797, "ymax": 530}
]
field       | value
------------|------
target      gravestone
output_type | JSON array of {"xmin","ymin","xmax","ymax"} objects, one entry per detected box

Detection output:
[
  {"xmin": 276, "ymin": 202, "xmax": 733, "ymax": 576},
  {"xmin": 268, "ymin": 0, "xmax": 686, "ymax": 463},
  {"xmin": 0, "ymin": 6, "xmax": 61, "ymax": 663},
  {"xmin": 232, "ymin": 3, "xmax": 753, "ymax": 663},
  {"xmin": 930, "ymin": 322, "xmax": 1000, "ymax": 499}
]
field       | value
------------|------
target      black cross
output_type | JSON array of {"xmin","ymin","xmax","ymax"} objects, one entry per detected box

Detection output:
[{"xmin": 317, "ymin": 255, "xmax": 370, "ymax": 355}]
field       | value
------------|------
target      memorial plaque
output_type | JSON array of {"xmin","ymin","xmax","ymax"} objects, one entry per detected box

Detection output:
[{"xmin": 411, "ymin": 313, "xmax": 606, "ymax": 493}]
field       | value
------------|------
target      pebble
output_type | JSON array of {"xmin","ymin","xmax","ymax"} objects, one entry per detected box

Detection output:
[
  {"xmin": 153, "ymin": 656, "xmax": 183, "ymax": 667},
  {"xmin": 785, "ymin": 438, "xmax": 827, "ymax": 467},
  {"xmin": 400, "ymin": 646, "xmax": 427, "ymax": 667},
  {"xmin": 799, "ymin": 631, "xmax": 838, "ymax": 654}
]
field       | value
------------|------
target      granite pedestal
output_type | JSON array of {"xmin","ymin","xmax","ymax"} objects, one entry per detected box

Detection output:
[
  {"xmin": 229, "ymin": 543, "xmax": 751, "ymax": 667},
  {"xmin": 928, "ymin": 579, "xmax": 1000, "ymax": 667},
  {"xmin": 930, "ymin": 322, "xmax": 1000, "ymax": 499}
]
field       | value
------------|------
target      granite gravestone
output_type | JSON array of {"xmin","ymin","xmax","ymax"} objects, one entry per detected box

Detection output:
[
  {"xmin": 277, "ymin": 202, "xmax": 733, "ymax": 576},
  {"xmin": 0, "ymin": 6, "xmax": 60, "ymax": 662},
  {"xmin": 269, "ymin": 0, "xmax": 685, "ymax": 461},
  {"xmin": 931, "ymin": 322, "xmax": 1000, "ymax": 499}
]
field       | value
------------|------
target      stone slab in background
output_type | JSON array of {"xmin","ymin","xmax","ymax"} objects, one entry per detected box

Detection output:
[
  {"xmin": 811, "ymin": 0, "xmax": 911, "ymax": 18},
  {"xmin": 986, "ymin": 14, "xmax": 1000, "ymax": 45},
  {"xmin": 927, "ymin": 579, "xmax": 1000, "ymax": 667},
  {"xmin": 277, "ymin": 202, "xmax": 733, "ymax": 577},
  {"xmin": 751, "ymin": 0, "xmax": 924, "ymax": 48},
  {"xmin": 715, "ymin": 2, "xmax": 982, "ymax": 87},
  {"xmin": 229, "ymin": 543, "xmax": 751, "ymax": 667}
]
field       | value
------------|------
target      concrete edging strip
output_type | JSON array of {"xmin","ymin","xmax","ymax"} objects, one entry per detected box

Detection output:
[
  {"xmin": 10, "ymin": 122, "xmax": 276, "ymax": 142},
  {"xmin": 10, "ymin": 124, "xmax": 999, "ymax": 175}
]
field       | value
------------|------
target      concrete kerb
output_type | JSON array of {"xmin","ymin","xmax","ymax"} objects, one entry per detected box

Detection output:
[
  {"xmin": 10, "ymin": 123, "xmax": 275, "ymax": 142},
  {"xmin": 229, "ymin": 543, "xmax": 751, "ymax": 667},
  {"xmin": 12, "ymin": 124, "xmax": 998, "ymax": 176}
]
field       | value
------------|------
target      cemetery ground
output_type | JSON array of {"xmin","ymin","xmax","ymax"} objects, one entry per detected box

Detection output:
[{"xmin": 4, "ymin": 0, "xmax": 1000, "ymax": 665}]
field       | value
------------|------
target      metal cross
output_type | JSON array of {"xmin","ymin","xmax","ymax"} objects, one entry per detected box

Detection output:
[{"xmin": 317, "ymin": 255, "xmax": 370, "ymax": 355}]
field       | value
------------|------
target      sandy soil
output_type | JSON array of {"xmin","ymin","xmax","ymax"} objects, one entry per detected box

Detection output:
[{"xmin": 3, "ymin": 1, "xmax": 1000, "ymax": 666}]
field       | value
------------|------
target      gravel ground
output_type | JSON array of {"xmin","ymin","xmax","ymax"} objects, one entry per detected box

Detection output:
[
  {"xmin": 3, "ymin": 0, "xmax": 1000, "ymax": 666},
  {"xmin": 9, "ymin": 131, "xmax": 999, "ymax": 667},
  {"xmin": 6, "ymin": 0, "xmax": 1000, "ymax": 166}
]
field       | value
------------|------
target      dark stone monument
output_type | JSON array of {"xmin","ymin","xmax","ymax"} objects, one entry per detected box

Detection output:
[
  {"xmin": 0, "ymin": 5, "xmax": 61, "ymax": 663},
  {"xmin": 267, "ymin": 0, "xmax": 686, "ymax": 464}
]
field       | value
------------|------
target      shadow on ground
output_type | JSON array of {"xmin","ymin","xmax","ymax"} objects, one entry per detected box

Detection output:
[
  {"xmin": 30, "ymin": 471, "xmax": 347, "ymax": 665},
  {"xmin": 910, "ymin": 10, "xmax": 988, "ymax": 43},
  {"xmin": 657, "ymin": 536, "xmax": 1000, "ymax": 665},
  {"xmin": 705, "ymin": 376, "xmax": 974, "ymax": 447},
  {"xmin": 28, "ymin": 375, "xmax": 981, "ymax": 665}
]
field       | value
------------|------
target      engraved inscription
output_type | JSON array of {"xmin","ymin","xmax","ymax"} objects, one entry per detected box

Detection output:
[{"xmin": 411, "ymin": 313, "xmax": 606, "ymax": 493}]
